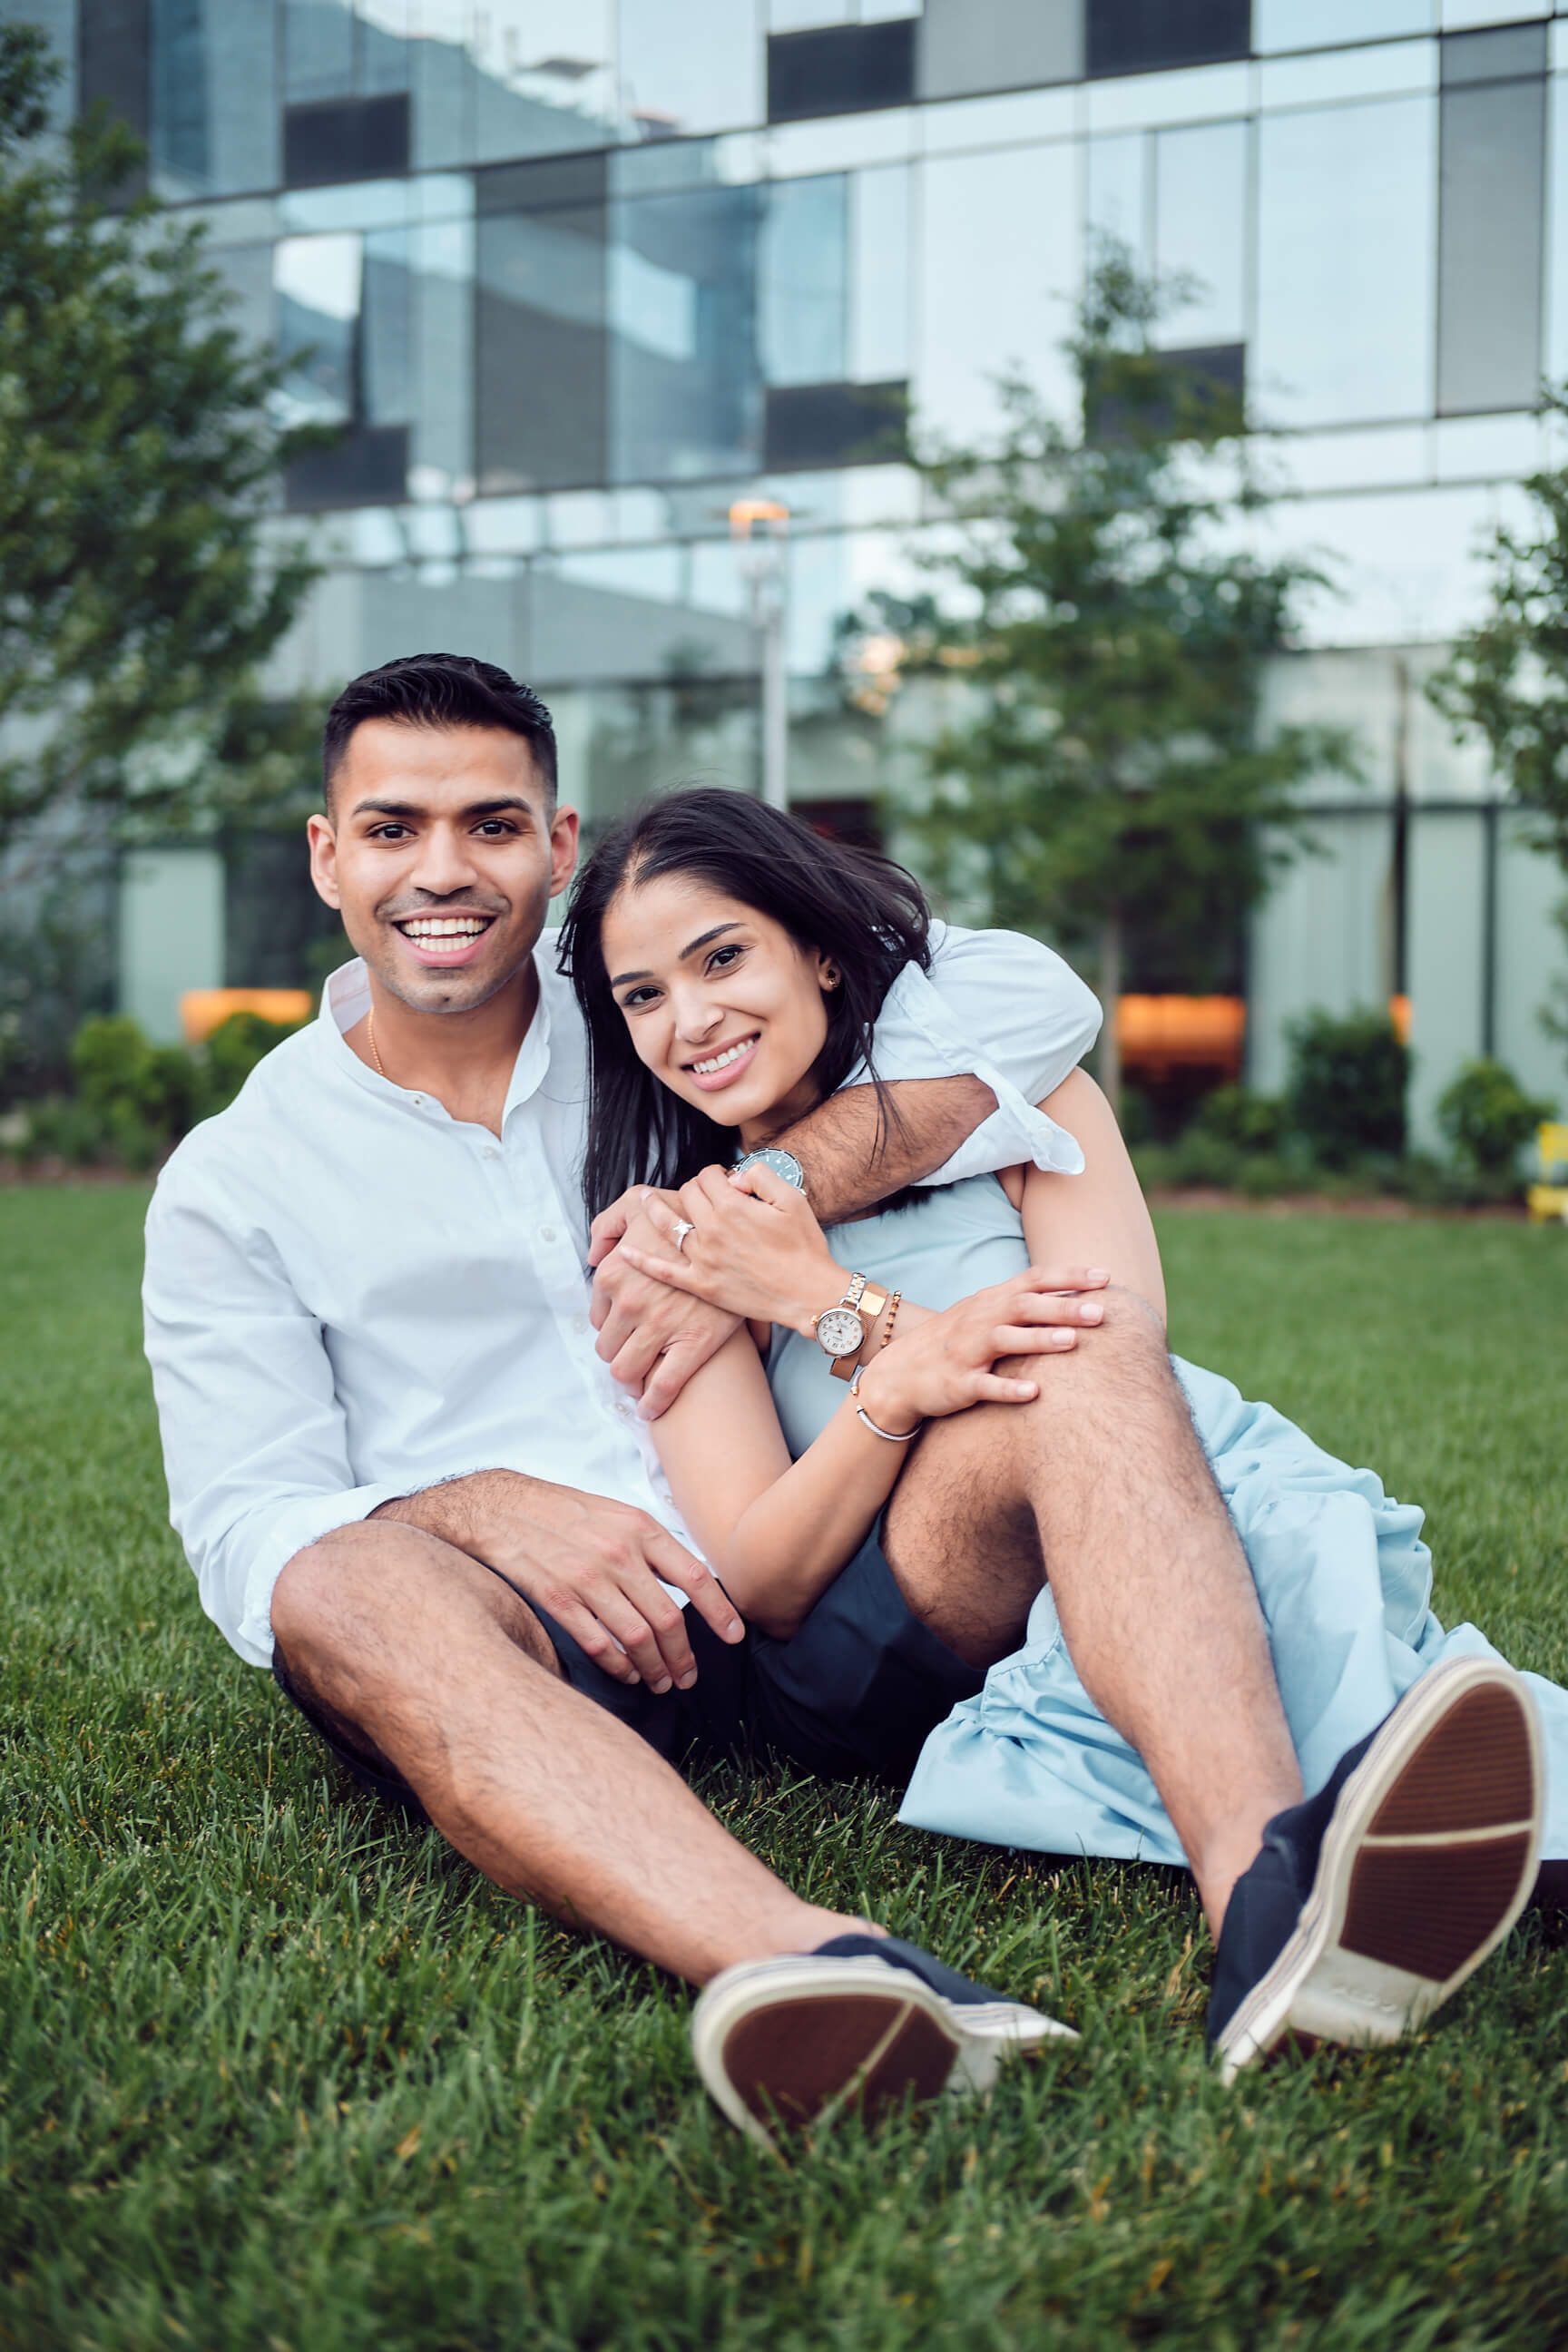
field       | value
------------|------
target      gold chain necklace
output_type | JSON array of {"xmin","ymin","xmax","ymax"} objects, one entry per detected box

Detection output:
[{"xmin": 366, "ymin": 1004, "xmax": 387, "ymax": 1079}]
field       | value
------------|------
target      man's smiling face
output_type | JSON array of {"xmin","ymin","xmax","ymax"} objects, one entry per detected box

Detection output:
[{"xmin": 307, "ymin": 720, "xmax": 579, "ymax": 1014}]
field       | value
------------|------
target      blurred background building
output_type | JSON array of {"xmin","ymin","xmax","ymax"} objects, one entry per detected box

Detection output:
[{"xmin": 16, "ymin": 0, "xmax": 1568, "ymax": 1137}]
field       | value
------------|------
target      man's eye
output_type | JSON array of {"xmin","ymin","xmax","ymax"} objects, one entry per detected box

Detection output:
[
  {"xmin": 370, "ymin": 824, "xmax": 410, "ymax": 840},
  {"xmin": 475, "ymin": 819, "xmax": 515, "ymax": 837}
]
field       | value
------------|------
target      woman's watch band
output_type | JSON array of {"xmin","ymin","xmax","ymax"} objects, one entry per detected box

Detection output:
[{"xmin": 818, "ymin": 1274, "xmax": 889, "ymax": 1379}]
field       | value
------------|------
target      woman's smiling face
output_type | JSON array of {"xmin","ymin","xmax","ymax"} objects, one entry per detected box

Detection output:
[{"xmin": 601, "ymin": 870, "xmax": 838, "ymax": 1144}]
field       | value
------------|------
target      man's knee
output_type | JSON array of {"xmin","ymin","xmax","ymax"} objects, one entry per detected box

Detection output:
[
  {"xmin": 1000, "ymin": 1284, "xmax": 1171, "ymax": 1401},
  {"xmin": 270, "ymin": 1520, "xmax": 392, "ymax": 1668}
]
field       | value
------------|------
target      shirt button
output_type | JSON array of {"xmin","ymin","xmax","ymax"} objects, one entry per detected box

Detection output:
[
  {"xmin": 614, "ymin": 1399, "xmax": 634, "ymax": 1420},
  {"xmin": 572, "ymin": 1315, "xmax": 589, "ymax": 1334},
  {"xmin": 483, "ymin": 1145, "xmax": 500, "ymax": 1161},
  {"xmin": 540, "ymin": 1224, "xmax": 557, "ymax": 1242},
  {"xmin": 411, "ymin": 1093, "xmax": 424, "ymax": 1106}
]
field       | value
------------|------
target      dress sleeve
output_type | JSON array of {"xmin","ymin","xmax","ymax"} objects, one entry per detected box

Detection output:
[
  {"xmin": 142, "ymin": 1160, "xmax": 406, "ymax": 1669},
  {"xmin": 860, "ymin": 921, "xmax": 1103, "ymax": 1184}
]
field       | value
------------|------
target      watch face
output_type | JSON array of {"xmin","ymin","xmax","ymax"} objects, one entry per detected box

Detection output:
[
  {"xmin": 815, "ymin": 1307, "xmax": 866, "ymax": 1359},
  {"xmin": 740, "ymin": 1146, "xmax": 805, "ymax": 1190}
]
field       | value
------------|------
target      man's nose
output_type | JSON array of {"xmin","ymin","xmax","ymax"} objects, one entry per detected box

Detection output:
[{"xmin": 408, "ymin": 825, "xmax": 480, "ymax": 896}]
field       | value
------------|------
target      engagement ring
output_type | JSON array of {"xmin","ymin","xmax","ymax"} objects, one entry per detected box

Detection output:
[{"xmin": 671, "ymin": 1219, "xmax": 695, "ymax": 1255}]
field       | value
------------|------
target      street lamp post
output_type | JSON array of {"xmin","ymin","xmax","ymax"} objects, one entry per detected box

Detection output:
[{"xmin": 729, "ymin": 498, "xmax": 790, "ymax": 812}]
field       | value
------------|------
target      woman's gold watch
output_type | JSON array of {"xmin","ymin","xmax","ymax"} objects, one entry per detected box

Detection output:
[{"xmin": 809, "ymin": 1273, "xmax": 889, "ymax": 1379}]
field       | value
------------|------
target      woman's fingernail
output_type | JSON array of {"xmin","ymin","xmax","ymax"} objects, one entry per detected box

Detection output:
[
  {"xmin": 1083, "ymin": 1301, "xmax": 1103, "ymax": 1321},
  {"xmin": 1088, "ymin": 1268, "xmax": 1109, "ymax": 1282}
]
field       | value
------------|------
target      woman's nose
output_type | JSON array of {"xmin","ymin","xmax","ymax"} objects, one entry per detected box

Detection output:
[{"xmin": 671, "ymin": 987, "xmax": 722, "ymax": 1042}]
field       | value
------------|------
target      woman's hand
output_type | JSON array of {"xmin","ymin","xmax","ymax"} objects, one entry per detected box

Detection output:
[
  {"xmin": 853, "ymin": 1265, "xmax": 1110, "ymax": 1435},
  {"xmin": 612, "ymin": 1161, "xmax": 848, "ymax": 1334}
]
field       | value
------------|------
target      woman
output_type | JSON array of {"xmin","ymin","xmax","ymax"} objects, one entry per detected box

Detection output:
[{"xmin": 558, "ymin": 789, "xmax": 1568, "ymax": 1880}]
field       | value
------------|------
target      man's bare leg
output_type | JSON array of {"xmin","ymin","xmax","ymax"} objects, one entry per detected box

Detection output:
[
  {"xmin": 881, "ymin": 1289, "xmax": 1303, "ymax": 1934},
  {"xmin": 270, "ymin": 1519, "xmax": 859, "ymax": 1983}
]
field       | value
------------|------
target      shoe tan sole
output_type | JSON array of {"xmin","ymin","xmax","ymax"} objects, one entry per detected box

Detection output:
[
  {"xmin": 1217, "ymin": 1658, "xmax": 1544, "ymax": 2082},
  {"xmin": 691, "ymin": 1955, "xmax": 1074, "ymax": 2153}
]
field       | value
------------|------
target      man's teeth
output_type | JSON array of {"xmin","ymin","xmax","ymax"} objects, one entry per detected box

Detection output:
[
  {"xmin": 400, "ymin": 917, "xmax": 491, "ymax": 943},
  {"xmin": 692, "ymin": 1037, "xmax": 755, "ymax": 1075}
]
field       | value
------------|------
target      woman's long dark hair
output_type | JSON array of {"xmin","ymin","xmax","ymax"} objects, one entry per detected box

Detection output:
[{"xmin": 557, "ymin": 789, "xmax": 932, "ymax": 1226}]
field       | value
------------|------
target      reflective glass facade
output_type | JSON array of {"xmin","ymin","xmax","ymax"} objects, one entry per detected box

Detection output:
[{"xmin": 22, "ymin": 0, "xmax": 1568, "ymax": 1126}]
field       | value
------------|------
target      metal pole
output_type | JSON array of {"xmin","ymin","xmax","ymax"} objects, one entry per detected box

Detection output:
[
  {"xmin": 730, "ymin": 499, "xmax": 790, "ymax": 813},
  {"xmin": 760, "ymin": 565, "xmax": 788, "ymax": 812}
]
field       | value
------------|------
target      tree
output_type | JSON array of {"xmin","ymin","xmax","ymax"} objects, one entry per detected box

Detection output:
[
  {"xmin": 1426, "ymin": 392, "xmax": 1568, "ymax": 1071},
  {"xmin": 0, "ymin": 24, "xmax": 321, "ymax": 880},
  {"xmin": 856, "ymin": 249, "xmax": 1351, "ymax": 1112}
]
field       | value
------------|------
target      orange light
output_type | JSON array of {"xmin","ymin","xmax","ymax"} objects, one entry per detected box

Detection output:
[
  {"xmin": 181, "ymin": 987, "xmax": 313, "ymax": 1044},
  {"xmin": 1389, "ymin": 994, "xmax": 1411, "ymax": 1044},
  {"xmin": 1116, "ymin": 995, "xmax": 1247, "ymax": 1082},
  {"xmin": 729, "ymin": 498, "xmax": 790, "ymax": 538}
]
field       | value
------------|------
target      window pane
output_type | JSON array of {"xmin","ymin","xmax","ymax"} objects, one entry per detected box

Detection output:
[
  {"xmin": 609, "ymin": 183, "xmax": 762, "ymax": 484},
  {"xmin": 617, "ymin": 0, "xmax": 763, "ymax": 139},
  {"xmin": 475, "ymin": 156, "xmax": 610, "ymax": 494},
  {"xmin": 285, "ymin": 0, "xmax": 354, "ymax": 104},
  {"xmin": 1441, "ymin": 23, "xmax": 1547, "ymax": 80},
  {"xmin": 409, "ymin": 209, "xmax": 475, "ymax": 492},
  {"xmin": 362, "ymin": 226, "xmax": 412, "ymax": 425},
  {"xmin": 850, "ymin": 162, "xmax": 910, "ymax": 380},
  {"xmin": 760, "ymin": 175, "xmax": 848, "ymax": 386},
  {"xmin": 1087, "ymin": 132, "xmax": 1150, "ymax": 267},
  {"xmin": 1255, "ymin": 0, "xmax": 1432, "ymax": 51},
  {"xmin": 919, "ymin": 0, "xmax": 1083, "ymax": 103},
  {"xmin": 1087, "ymin": 0, "xmax": 1250, "ymax": 80},
  {"xmin": 1436, "ymin": 74, "xmax": 1546, "ymax": 414},
  {"xmin": 275, "ymin": 231, "xmax": 362, "ymax": 426},
  {"xmin": 1256, "ymin": 97, "xmax": 1436, "ymax": 426},
  {"xmin": 407, "ymin": 0, "xmax": 618, "ymax": 171},
  {"xmin": 916, "ymin": 142, "xmax": 1082, "ymax": 445},
  {"xmin": 1154, "ymin": 119, "xmax": 1249, "ymax": 346},
  {"xmin": 767, "ymin": 20, "xmax": 914, "ymax": 122}
]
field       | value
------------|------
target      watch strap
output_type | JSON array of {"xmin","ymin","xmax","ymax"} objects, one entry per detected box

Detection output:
[{"xmin": 830, "ymin": 1279, "xmax": 888, "ymax": 1379}]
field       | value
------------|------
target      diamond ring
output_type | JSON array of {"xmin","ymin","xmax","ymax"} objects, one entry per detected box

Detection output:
[{"xmin": 671, "ymin": 1219, "xmax": 696, "ymax": 1255}]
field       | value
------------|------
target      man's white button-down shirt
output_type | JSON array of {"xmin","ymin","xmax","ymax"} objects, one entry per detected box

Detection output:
[{"xmin": 143, "ymin": 926, "xmax": 1100, "ymax": 1669}]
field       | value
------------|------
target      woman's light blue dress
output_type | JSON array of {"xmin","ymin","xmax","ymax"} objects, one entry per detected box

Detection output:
[{"xmin": 767, "ymin": 1173, "xmax": 1568, "ymax": 1864}]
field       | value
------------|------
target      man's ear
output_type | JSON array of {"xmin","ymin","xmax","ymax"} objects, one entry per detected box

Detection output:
[
  {"xmin": 306, "ymin": 812, "xmax": 341, "ymax": 910},
  {"xmin": 548, "ymin": 803, "xmax": 581, "ymax": 898}
]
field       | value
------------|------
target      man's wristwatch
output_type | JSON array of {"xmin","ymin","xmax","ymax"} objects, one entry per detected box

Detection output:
[
  {"xmin": 811, "ymin": 1272, "xmax": 889, "ymax": 1380},
  {"xmin": 735, "ymin": 1145, "xmax": 805, "ymax": 1191}
]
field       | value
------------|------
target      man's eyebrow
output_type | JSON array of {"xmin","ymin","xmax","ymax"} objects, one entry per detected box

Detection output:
[
  {"xmin": 609, "ymin": 922, "xmax": 742, "ymax": 990},
  {"xmin": 349, "ymin": 795, "xmax": 536, "ymax": 820}
]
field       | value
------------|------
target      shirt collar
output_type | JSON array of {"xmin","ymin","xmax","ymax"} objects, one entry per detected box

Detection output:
[{"xmin": 320, "ymin": 953, "xmax": 554, "ymax": 1120}]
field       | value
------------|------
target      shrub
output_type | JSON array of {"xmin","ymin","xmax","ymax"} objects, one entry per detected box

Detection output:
[
  {"xmin": 1436, "ymin": 1058, "xmax": 1556, "ymax": 1177},
  {"xmin": 1286, "ymin": 1009, "xmax": 1409, "ymax": 1166},
  {"xmin": 201, "ymin": 1009, "xmax": 304, "ymax": 1114},
  {"xmin": 1190, "ymin": 1083, "xmax": 1289, "ymax": 1153}
]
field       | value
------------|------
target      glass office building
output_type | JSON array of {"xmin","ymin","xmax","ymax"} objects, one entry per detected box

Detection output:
[{"xmin": 24, "ymin": 0, "xmax": 1568, "ymax": 1135}]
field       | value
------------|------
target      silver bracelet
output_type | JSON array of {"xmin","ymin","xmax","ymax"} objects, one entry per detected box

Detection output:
[{"xmin": 848, "ymin": 1361, "xmax": 922, "ymax": 1444}]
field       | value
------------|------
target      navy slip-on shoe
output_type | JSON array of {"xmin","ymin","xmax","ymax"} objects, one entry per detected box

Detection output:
[
  {"xmin": 691, "ymin": 1931, "xmax": 1076, "ymax": 2153},
  {"xmin": 1209, "ymin": 1656, "xmax": 1544, "ymax": 2082}
]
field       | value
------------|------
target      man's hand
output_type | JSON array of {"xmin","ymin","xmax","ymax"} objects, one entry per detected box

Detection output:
[
  {"xmin": 372, "ymin": 1469, "xmax": 744, "ymax": 1690},
  {"xmin": 589, "ymin": 1186, "xmax": 741, "ymax": 1418}
]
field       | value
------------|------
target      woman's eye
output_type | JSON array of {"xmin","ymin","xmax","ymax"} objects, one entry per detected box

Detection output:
[
  {"xmin": 707, "ymin": 945, "xmax": 744, "ymax": 972},
  {"xmin": 619, "ymin": 987, "xmax": 659, "ymax": 1011}
]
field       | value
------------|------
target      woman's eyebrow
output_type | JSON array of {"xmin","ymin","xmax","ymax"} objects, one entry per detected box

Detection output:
[{"xmin": 609, "ymin": 922, "xmax": 742, "ymax": 989}]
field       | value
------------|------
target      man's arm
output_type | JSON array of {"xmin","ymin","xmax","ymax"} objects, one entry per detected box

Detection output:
[
  {"xmin": 143, "ymin": 1169, "xmax": 741, "ymax": 1687},
  {"xmin": 367, "ymin": 1470, "xmax": 742, "ymax": 1691}
]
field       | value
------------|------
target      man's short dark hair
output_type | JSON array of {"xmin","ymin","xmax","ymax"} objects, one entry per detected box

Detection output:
[{"xmin": 322, "ymin": 654, "xmax": 557, "ymax": 811}]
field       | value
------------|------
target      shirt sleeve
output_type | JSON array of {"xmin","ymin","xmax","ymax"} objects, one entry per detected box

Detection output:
[
  {"xmin": 860, "ymin": 921, "xmax": 1103, "ymax": 1185},
  {"xmin": 143, "ymin": 1156, "xmax": 407, "ymax": 1669}
]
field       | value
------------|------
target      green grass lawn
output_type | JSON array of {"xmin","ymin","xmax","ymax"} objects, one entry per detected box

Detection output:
[{"xmin": 3, "ymin": 1186, "xmax": 1566, "ymax": 2352}]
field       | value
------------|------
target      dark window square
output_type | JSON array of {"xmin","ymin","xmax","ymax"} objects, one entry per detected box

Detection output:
[
  {"xmin": 284, "ymin": 93, "xmax": 409, "ymax": 188},
  {"xmin": 286, "ymin": 422, "xmax": 409, "ymax": 509},
  {"xmin": 1086, "ymin": 0, "xmax": 1250, "ymax": 81},
  {"xmin": 1441, "ymin": 24, "xmax": 1547, "ymax": 88},
  {"xmin": 763, "ymin": 380, "xmax": 908, "ymax": 471},
  {"xmin": 1086, "ymin": 343, "xmax": 1246, "ymax": 442},
  {"xmin": 767, "ymin": 21, "xmax": 915, "ymax": 123}
]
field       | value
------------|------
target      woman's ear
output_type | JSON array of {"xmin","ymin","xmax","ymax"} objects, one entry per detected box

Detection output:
[{"xmin": 816, "ymin": 953, "xmax": 840, "ymax": 994}]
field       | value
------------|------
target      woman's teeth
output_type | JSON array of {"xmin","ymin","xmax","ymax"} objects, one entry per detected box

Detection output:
[{"xmin": 691, "ymin": 1036, "xmax": 756, "ymax": 1075}]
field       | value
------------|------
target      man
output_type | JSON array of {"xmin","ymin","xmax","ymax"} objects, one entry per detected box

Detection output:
[{"xmin": 144, "ymin": 655, "xmax": 1543, "ymax": 2150}]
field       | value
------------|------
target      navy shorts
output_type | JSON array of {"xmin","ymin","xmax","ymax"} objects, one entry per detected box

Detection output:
[{"xmin": 270, "ymin": 1518, "xmax": 983, "ymax": 1818}]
